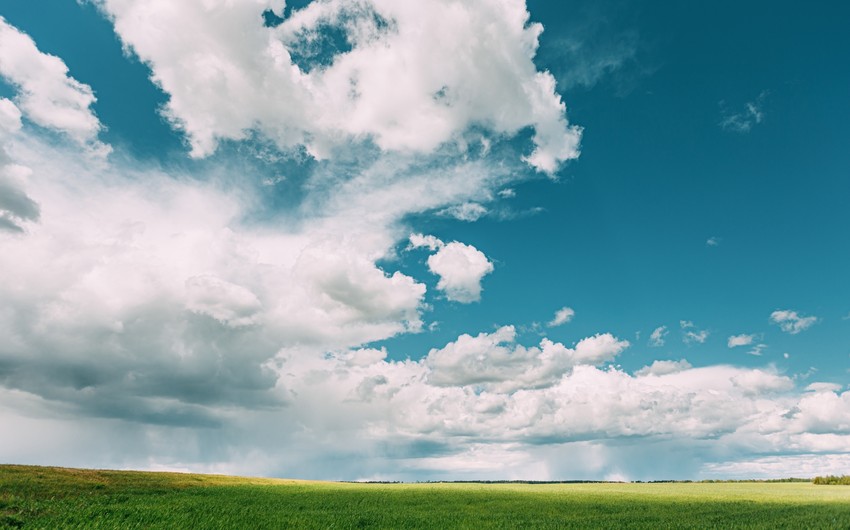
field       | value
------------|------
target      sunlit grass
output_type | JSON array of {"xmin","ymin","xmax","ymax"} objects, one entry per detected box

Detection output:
[{"xmin": 2, "ymin": 465, "xmax": 850, "ymax": 529}]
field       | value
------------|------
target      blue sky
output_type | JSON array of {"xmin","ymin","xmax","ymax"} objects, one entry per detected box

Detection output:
[{"xmin": 0, "ymin": 0, "xmax": 848, "ymax": 481}]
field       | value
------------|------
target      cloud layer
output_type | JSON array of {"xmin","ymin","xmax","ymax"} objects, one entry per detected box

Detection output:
[
  {"xmin": 92, "ymin": 0, "xmax": 580, "ymax": 173},
  {"xmin": 0, "ymin": 3, "xmax": 848, "ymax": 483}
]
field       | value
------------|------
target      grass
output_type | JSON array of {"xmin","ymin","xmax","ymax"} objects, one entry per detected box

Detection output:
[{"xmin": 2, "ymin": 465, "xmax": 850, "ymax": 529}]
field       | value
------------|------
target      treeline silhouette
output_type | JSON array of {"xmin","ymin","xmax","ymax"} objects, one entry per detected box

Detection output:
[{"xmin": 813, "ymin": 475, "xmax": 850, "ymax": 485}]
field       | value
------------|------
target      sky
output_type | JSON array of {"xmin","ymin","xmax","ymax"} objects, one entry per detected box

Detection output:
[{"xmin": 0, "ymin": 0, "xmax": 848, "ymax": 481}]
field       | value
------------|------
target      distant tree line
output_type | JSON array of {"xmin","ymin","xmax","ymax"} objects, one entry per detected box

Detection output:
[{"xmin": 813, "ymin": 475, "xmax": 850, "ymax": 485}]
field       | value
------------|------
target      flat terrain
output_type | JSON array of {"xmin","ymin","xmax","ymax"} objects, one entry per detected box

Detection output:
[{"xmin": 2, "ymin": 465, "xmax": 850, "ymax": 529}]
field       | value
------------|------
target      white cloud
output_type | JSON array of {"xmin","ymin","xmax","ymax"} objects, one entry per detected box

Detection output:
[
  {"xmin": 185, "ymin": 275, "xmax": 263, "ymax": 328},
  {"xmin": 0, "ymin": 98, "xmax": 40, "ymax": 233},
  {"xmin": 720, "ymin": 91, "xmax": 767, "ymax": 133},
  {"xmin": 439, "ymin": 202, "xmax": 488, "ymax": 222},
  {"xmin": 547, "ymin": 306, "xmax": 574, "ymax": 327},
  {"xmin": 684, "ymin": 330, "xmax": 709, "ymax": 344},
  {"xmin": 0, "ymin": 135, "xmax": 434, "ymax": 426},
  {"xmin": 408, "ymin": 233, "xmax": 444, "ymax": 252},
  {"xmin": 0, "ymin": 97, "xmax": 22, "ymax": 133},
  {"xmin": 770, "ymin": 309, "xmax": 818, "ymax": 334},
  {"xmin": 681, "ymin": 320, "xmax": 709, "ymax": 344},
  {"xmin": 635, "ymin": 359, "xmax": 692, "ymax": 377},
  {"xmin": 426, "ymin": 241, "xmax": 494, "ymax": 303},
  {"xmin": 421, "ymin": 326, "xmax": 628, "ymax": 393},
  {"xmin": 4, "ymin": 2, "xmax": 850, "ymax": 483},
  {"xmin": 727, "ymin": 334, "xmax": 755, "ymax": 348},
  {"xmin": 0, "ymin": 18, "xmax": 109, "ymax": 157},
  {"xmin": 92, "ymin": 0, "xmax": 580, "ymax": 173},
  {"xmin": 573, "ymin": 333, "xmax": 629, "ymax": 364},
  {"xmin": 648, "ymin": 325, "xmax": 667, "ymax": 347},
  {"xmin": 706, "ymin": 236, "xmax": 720, "ymax": 247},
  {"xmin": 748, "ymin": 343, "xmax": 767, "ymax": 356}
]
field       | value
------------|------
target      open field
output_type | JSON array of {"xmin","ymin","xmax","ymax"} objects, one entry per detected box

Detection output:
[{"xmin": 2, "ymin": 465, "xmax": 850, "ymax": 529}]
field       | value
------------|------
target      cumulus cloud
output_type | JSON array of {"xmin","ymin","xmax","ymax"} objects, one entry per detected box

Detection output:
[
  {"xmin": 423, "ymin": 326, "xmax": 629, "ymax": 392},
  {"xmin": 0, "ymin": 98, "xmax": 40, "ymax": 233},
  {"xmin": 634, "ymin": 359, "xmax": 692, "ymax": 377},
  {"xmin": 547, "ymin": 306, "xmax": 574, "ymax": 327},
  {"xmin": 0, "ymin": 136, "xmax": 434, "ymax": 426},
  {"xmin": 770, "ymin": 309, "xmax": 818, "ymax": 334},
  {"xmin": 3, "ymin": 1, "xmax": 849, "ymax": 483},
  {"xmin": 408, "ymin": 233, "xmax": 444, "ymax": 252},
  {"xmin": 0, "ymin": 17, "xmax": 109, "ymax": 156},
  {"xmin": 92, "ymin": 0, "xmax": 580, "ymax": 173},
  {"xmin": 727, "ymin": 334, "xmax": 755, "ymax": 348},
  {"xmin": 427, "ymin": 241, "xmax": 494, "ymax": 303},
  {"xmin": 648, "ymin": 325, "xmax": 667, "ymax": 347},
  {"xmin": 185, "ymin": 275, "xmax": 263, "ymax": 328}
]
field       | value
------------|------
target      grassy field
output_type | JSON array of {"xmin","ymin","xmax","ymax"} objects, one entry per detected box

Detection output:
[{"xmin": 2, "ymin": 465, "xmax": 850, "ymax": 529}]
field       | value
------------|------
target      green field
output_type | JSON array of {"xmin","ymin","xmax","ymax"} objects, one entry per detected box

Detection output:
[{"xmin": 2, "ymin": 465, "xmax": 850, "ymax": 529}]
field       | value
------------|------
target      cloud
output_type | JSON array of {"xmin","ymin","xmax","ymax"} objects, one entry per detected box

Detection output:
[
  {"xmin": 748, "ymin": 343, "xmax": 767, "ymax": 356},
  {"xmin": 684, "ymin": 330, "xmax": 709, "ymax": 344},
  {"xmin": 438, "ymin": 202, "xmax": 488, "ymax": 222},
  {"xmin": 635, "ymin": 359, "xmax": 692, "ymax": 377},
  {"xmin": 706, "ymin": 236, "xmax": 720, "ymax": 247},
  {"xmin": 770, "ymin": 309, "xmax": 818, "ymax": 334},
  {"xmin": 0, "ymin": 98, "xmax": 41, "ymax": 233},
  {"xmin": 4, "ymin": 1, "xmax": 850, "ymax": 483},
  {"xmin": 681, "ymin": 320, "xmax": 709, "ymax": 344},
  {"xmin": 0, "ymin": 17, "xmax": 109, "ymax": 157},
  {"xmin": 648, "ymin": 325, "xmax": 667, "ymax": 347},
  {"xmin": 427, "ymin": 241, "xmax": 494, "ymax": 303},
  {"xmin": 184, "ymin": 275, "xmax": 263, "ymax": 328},
  {"xmin": 538, "ymin": 4, "xmax": 647, "ymax": 97},
  {"xmin": 547, "ymin": 306, "xmax": 575, "ymax": 327},
  {"xmin": 727, "ymin": 334, "xmax": 755, "ymax": 348},
  {"xmin": 720, "ymin": 91, "xmax": 767, "ymax": 133},
  {"xmin": 408, "ymin": 233, "xmax": 444, "ymax": 252},
  {"xmin": 92, "ymin": 0, "xmax": 580, "ymax": 173},
  {"xmin": 0, "ymin": 134, "xmax": 437, "ymax": 426}
]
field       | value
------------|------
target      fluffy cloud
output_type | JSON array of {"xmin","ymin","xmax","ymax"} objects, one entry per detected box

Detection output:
[
  {"xmin": 0, "ymin": 136, "xmax": 434, "ymax": 426},
  {"xmin": 727, "ymin": 334, "xmax": 755, "ymax": 348},
  {"xmin": 408, "ymin": 233, "xmax": 494, "ymax": 303},
  {"xmin": 425, "ymin": 326, "xmax": 628, "ymax": 392},
  {"xmin": 0, "ymin": 98, "xmax": 40, "ymax": 233},
  {"xmin": 408, "ymin": 233, "xmax": 444, "ymax": 252},
  {"xmin": 3, "ymin": 1, "xmax": 849, "ymax": 484},
  {"xmin": 770, "ymin": 309, "xmax": 818, "ymax": 334},
  {"xmin": 648, "ymin": 325, "xmax": 667, "ymax": 347},
  {"xmin": 0, "ymin": 18, "xmax": 108, "ymax": 156},
  {"xmin": 427, "ymin": 241, "xmax": 494, "ymax": 303},
  {"xmin": 547, "ymin": 306, "xmax": 574, "ymax": 327},
  {"xmin": 92, "ymin": 0, "xmax": 580, "ymax": 172},
  {"xmin": 634, "ymin": 359, "xmax": 692, "ymax": 377}
]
